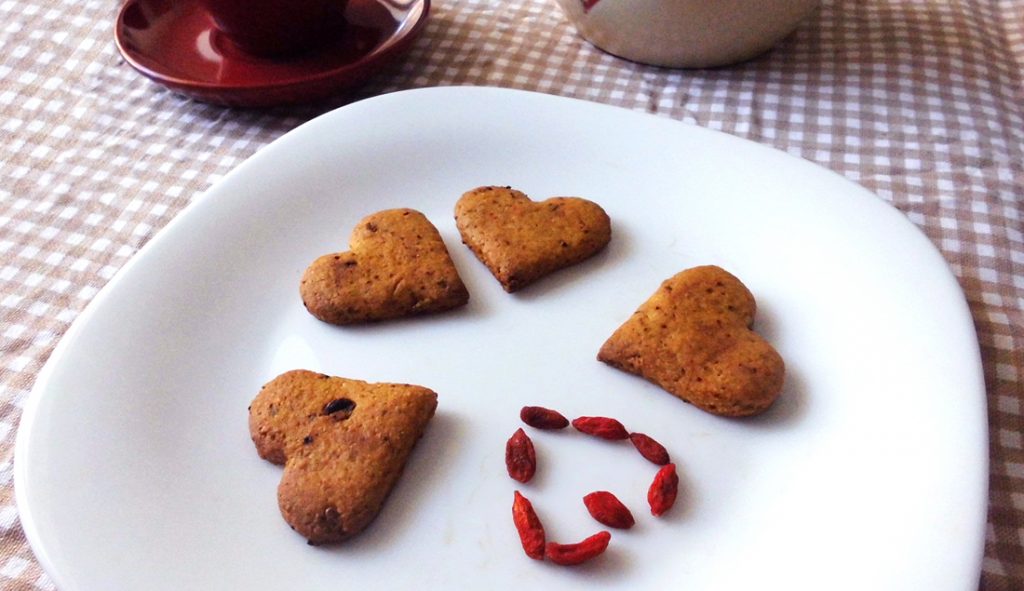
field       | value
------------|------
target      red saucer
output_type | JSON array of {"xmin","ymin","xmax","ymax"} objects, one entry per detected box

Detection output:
[{"xmin": 114, "ymin": 0, "xmax": 429, "ymax": 107}]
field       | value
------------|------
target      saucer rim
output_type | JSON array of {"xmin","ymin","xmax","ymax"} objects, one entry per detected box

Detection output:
[{"xmin": 113, "ymin": 0, "xmax": 430, "ymax": 94}]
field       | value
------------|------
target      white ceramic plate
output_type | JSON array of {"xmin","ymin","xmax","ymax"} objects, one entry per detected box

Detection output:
[{"xmin": 16, "ymin": 87, "xmax": 986, "ymax": 590}]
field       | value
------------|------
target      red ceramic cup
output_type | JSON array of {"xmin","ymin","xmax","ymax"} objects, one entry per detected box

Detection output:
[{"xmin": 200, "ymin": 0, "xmax": 348, "ymax": 57}]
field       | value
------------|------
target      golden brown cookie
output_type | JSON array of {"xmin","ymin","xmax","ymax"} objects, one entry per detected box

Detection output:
[
  {"xmin": 454, "ymin": 186, "xmax": 611, "ymax": 292},
  {"xmin": 300, "ymin": 208, "xmax": 469, "ymax": 324},
  {"xmin": 598, "ymin": 265, "xmax": 784, "ymax": 417},
  {"xmin": 249, "ymin": 369, "xmax": 438, "ymax": 544}
]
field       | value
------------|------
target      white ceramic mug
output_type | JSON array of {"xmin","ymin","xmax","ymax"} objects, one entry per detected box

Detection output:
[{"xmin": 554, "ymin": 0, "xmax": 820, "ymax": 68}]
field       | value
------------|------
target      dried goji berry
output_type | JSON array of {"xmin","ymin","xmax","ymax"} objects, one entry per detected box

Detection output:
[
  {"xmin": 520, "ymin": 405, "xmax": 569, "ymax": 430},
  {"xmin": 583, "ymin": 491, "xmax": 634, "ymax": 529},
  {"xmin": 505, "ymin": 427, "xmax": 536, "ymax": 483},
  {"xmin": 512, "ymin": 491, "xmax": 545, "ymax": 560},
  {"xmin": 545, "ymin": 531, "xmax": 611, "ymax": 566},
  {"xmin": 571, "ymin": 416, "xmax": 629, "ymax": 440},
  {"xmin": 648, "ymin": 463, "xmax": 679, "ymax": 516},
  {"xmin": 629, "ymin": 432, "xmax": 670, "ymax": 465}
]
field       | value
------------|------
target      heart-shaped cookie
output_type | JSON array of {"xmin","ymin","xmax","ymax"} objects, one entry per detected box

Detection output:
[
  {"xmin": 249, "ymin": 369, "xmax": 438, "ymax": 544},
  {"xmin": 598, "ymin": 265, "xmax": 784, "ymax": 417},
  {"xmin": 300, "ymin": 208, "xmax": 469, "ymax": 324},
  {"xmin": 454, "ymin": 186, "xmax": 612, "ymax": 292}
]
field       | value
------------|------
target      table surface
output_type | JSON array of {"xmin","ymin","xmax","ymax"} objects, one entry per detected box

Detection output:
[{"xmin": 1, "ymin": 0, "xmax": 1021, "ymax": 588}]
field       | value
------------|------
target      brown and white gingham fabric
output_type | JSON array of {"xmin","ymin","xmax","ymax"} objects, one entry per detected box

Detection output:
[{"xmin": 1, "ymin": 0, "xmax": 1021, "ymax": 588}]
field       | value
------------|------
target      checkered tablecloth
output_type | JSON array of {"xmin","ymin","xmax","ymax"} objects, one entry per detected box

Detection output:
[{"xmin": 1, "ymin": 0, "xmax": 1021, "ymax": 588}]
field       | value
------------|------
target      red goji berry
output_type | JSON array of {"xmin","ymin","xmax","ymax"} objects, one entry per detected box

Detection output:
[
  {"xmin": 505, "ymin": 427, "xmax": 536, "ymax": 483},
  {"xmin": 648, "ymin": 463, "xmax": 679, "ymax": 516},
  {"xmin": 512, "ymin": 491, "xmax": 545, "ymax": 560},
  {"xmin": 629, "ymin": 432, "xmax": 670, "ymax": 465},
  {"xmin": 545, "ymin": 531, "xmax": 611, "ymax": 566},
  {"xmin": 571, "ymin": 416, "xmax": 629, "ymax": 440},
  {"xmin": 583, "ymin": 491, "xmax": 634, "ymax": 529},
  {"xmin": 520, "ymin": 405, "xmax": 569, "ymax": 430}
]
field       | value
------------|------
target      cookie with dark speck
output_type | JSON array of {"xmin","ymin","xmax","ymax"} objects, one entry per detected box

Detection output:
[
  {"xmin": 249, "ymin": 369, "xmax": 438, "ymax": 544},
  {"xmin": 598, "ymin": 265, "xmax": 785, "ymax": 417},
  {"xmin": 300, "ymin": 208, "xmax": 468, "ymax": 324},
  {"xmin": 454, "ymin": 186, "xmax": 611, "ymax": 292}
]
